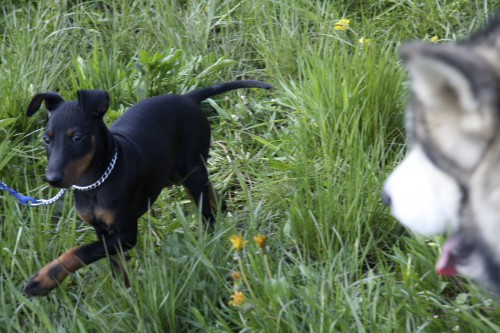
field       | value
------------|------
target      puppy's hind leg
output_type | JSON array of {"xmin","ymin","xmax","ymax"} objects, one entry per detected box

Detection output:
[
  {"xmin": 181, "ymin": 163, "xmax": 221, "ymax": 228},
  {"xmin": 109, "ymin": 254, "xmax": 131, "ymax": 288}
]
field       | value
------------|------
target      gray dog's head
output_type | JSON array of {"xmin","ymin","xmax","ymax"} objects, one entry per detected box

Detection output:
[{"xmin": 383, "ymin": 15, "xmax": 500, "ymax": 295}]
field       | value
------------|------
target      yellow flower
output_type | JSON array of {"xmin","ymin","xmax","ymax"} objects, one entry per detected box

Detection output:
[
  {"xmin": 334, "ymin": 19, "xmax": 351, "ymax": 31},
  {"xmin": 229, "ymin": 290, "xmax": 246, "ymax": 307},
  {"xmin": 230, "ymin": 271, "xmax": 242, "ymax": 281},
  {"xmin": 431, "ymin": 35, "xmax": 438, "ymax": 43},
  {"xmin": 254, "ymin": 235, "xmax": 267, "ymax": 250},
  {"xmin": 358, "ymin": 37, "xmax": 371, "ymax": 45},
  {"xmin": 229, "ymin": 234, "xmax": 248, "ymax": 252}
]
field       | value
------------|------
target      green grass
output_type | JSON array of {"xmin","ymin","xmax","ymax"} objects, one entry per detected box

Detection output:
[{"xmin": 1, "ymin": 0, "xmax": 500, "ymax": 331}]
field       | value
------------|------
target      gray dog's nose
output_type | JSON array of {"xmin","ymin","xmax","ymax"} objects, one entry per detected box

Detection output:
[{"xmin": 381, "ymin": 190, "xmax": 391, "ymax": 207}]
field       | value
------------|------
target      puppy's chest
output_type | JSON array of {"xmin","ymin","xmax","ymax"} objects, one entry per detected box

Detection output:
[{"xmin": 74, "ymin": 195, "xmax": 116, "ymax": 231}]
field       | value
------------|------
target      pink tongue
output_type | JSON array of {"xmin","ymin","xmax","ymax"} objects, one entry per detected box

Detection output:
[{"xmin": 436, "ymin": 235, "xmax": 460, "ymax": 276}]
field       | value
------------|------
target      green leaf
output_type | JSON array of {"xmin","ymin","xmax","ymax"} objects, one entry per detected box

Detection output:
[{"xmin": 0, "ymin": 118, "xmax": 16, "ymax": 130}]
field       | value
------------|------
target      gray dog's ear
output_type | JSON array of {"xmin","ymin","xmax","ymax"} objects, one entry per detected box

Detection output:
[
  {"xmin": 77, "ymin": 90, "xmax": 110, "ymax": 118},
  {"xmin": 26, "ymin": 92, "xmax": 64, "ymax": 116},
  {"xmin": 401, "ymin": 43, "xmax": 498, "ymax": 115},
  {"xmin": 401, "ymin": 43, "xmax": 498, "ymax": 137}
]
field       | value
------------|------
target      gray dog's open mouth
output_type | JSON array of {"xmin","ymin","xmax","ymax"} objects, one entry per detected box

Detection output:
[{"xmin": 436, "ymin": 233, "xmax": 461, "ymax": 276}]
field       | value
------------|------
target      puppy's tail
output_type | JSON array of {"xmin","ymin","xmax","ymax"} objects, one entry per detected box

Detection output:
[{"xmin": 186, "ymin": 80, "xmax": 272, "ymax": 103}]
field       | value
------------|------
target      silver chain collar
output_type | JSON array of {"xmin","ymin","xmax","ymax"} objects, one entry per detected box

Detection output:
[
  {"xmin": 29, "ymin": 149, "xmax": 118, "ymax": 206},
  {"xmin": 72, "ymin": 148, "xmax": 118, "ymax": 191}
]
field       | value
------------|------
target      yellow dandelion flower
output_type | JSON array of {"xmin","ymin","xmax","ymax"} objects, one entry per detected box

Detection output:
[
  {"xmin": 334, "ymin": 19, "xmax": 351, "ymax": 31},
  {"xmin": 358, "ymin": 37, "xmax": 371, "ymax": 45},
  {"xmin": 254, "ymin": 235, "xmax": 267, "ymax": 250},
  {"xmin": 229, "ymin": 234, "xmax": 248, "ymax": 252},
  {"xmin": 229, "ymin": 290, "xmax": 246, "ymax": 307},
  {"xmin": 431, "ymin": 36, "xmax": 439, "ymax": 43},
  {"xmin": 230, "ymin": 271, "xmax": 242, "ymax": 280}
]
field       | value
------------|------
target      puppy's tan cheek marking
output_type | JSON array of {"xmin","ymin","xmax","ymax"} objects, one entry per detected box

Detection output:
[{"xmin": 64, "ymin": 135, "xmax": 96, "ymax": 184}]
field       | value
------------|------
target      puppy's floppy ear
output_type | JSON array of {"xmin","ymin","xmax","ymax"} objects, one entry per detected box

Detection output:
[
  {"xmin": 77, "ymin": 90, "xmax": 110, "ymax": 118},
  {"xmin": 26, "ymin": 92, "xmax": 64, "ymax": 116}
]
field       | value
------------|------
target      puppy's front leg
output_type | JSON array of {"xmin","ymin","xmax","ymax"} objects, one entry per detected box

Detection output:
[
  {"xmin": 24, "ymin": 225, "xmax": 137, "ymax": 296},
  {"xmin": 24, "ymin": 245, "xmax": 84, "ymax": 296}
]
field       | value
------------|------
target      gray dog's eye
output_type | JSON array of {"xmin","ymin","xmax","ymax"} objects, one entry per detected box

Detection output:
[{"xmin": 43, "ymin": 134, "xmax": 51, "ymax": 145}]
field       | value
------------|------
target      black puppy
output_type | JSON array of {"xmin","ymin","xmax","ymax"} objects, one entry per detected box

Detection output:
[{"xmin": 24, "ymin": 80, "xmax": 271, "ymax": 296}]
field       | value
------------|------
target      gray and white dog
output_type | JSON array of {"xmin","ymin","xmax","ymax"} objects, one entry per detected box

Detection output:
[{"xmin": 383, "ymin": 15, "xmax": 500, "ymax": 295}]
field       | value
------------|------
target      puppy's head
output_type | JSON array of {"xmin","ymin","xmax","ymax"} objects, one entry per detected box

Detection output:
[
  {"xmin": 383, "ymin": 16, "xmax": 500, "ymax": 294},
  {"xmin": 27, "ymin": 90, "xmax": 110, "ymax": 188}
]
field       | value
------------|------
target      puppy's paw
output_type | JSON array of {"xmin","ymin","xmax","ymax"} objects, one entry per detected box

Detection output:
[{"xmin": 24, "ymin": 271, "xmax": 58, "ymax": 296}]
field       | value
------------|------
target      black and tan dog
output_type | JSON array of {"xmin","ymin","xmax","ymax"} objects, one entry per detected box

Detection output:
[{"xmin": 24, "ymin": 80, "xmax": 271, "ymax": 296}]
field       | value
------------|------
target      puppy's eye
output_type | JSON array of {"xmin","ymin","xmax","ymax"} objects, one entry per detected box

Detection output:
[
  {"xmin": 72, "ymin": 133, "xmax": 84, "ymax": 143},
  {"xmin": 43, "ymin": 134, "xmax": 51, "ymax": 145}
]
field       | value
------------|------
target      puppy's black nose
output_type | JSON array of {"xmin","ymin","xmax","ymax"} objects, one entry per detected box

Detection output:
[
  {"xmin": 381, "ymin": 190, "xmax": 391, "ymax": 207},
  {"xmin": 46, "ymin": 174, "xmax": 63, "ymax": 187}
]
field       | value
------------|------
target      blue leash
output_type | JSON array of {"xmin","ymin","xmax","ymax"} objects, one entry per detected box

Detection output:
[{"xmin": 0, "ymin": 181, "xmax": 66, "ymax": 207}]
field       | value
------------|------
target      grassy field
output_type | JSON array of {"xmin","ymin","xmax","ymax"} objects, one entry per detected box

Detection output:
[{"xmin": 1, "ymin": 0, "xmax": 500, "ymax": 332}]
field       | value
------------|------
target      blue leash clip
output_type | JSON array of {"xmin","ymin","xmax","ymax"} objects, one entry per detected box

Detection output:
[
  {"xmin": 0, "ymin": 181, "xmax": 38, "ymax": 205},
  {"xmin": 0, "ymin": 181, "xmax": 67, "ymax": 206}
]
